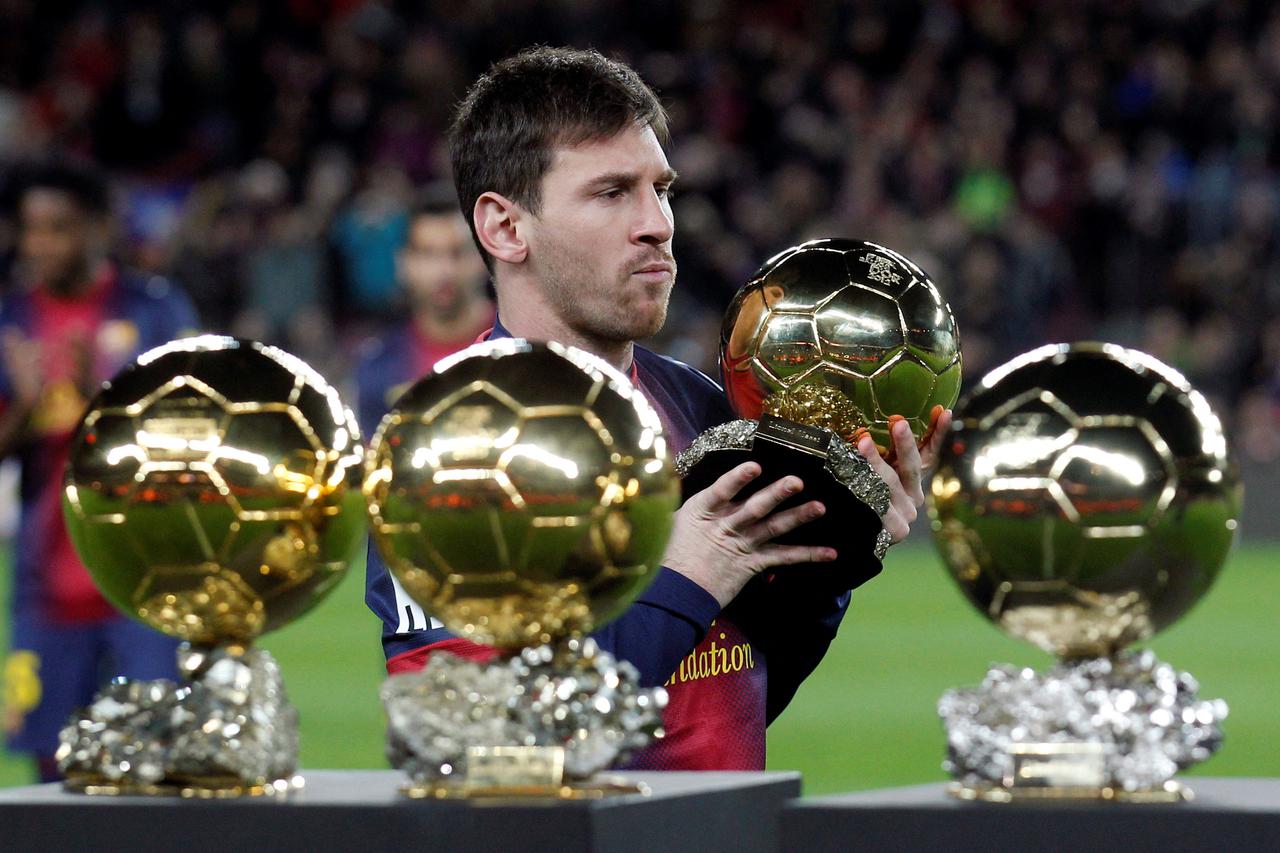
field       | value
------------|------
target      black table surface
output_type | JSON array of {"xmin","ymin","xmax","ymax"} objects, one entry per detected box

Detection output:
[
  {"xmin": 0, "ymin": 769, "xmax": 800, "ymax": 853},
  {"xmin": 782, "ymin": 777, "xmax": 1280, "ymax": 853}
]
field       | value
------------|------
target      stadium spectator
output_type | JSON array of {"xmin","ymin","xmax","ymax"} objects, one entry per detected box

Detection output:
[
  {"xmin": 0, "ymin": 163, "xmax": 198, "ymax": 782},
  {"xmin": 353, "ymin": 183, "xmax": 494, "ymax": 436}
]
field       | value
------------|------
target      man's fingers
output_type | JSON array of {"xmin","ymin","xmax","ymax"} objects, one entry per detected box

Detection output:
[
  {"xmin": 859, "ymin": 433, "xmax": 916, "ymax": 523},
  {"xmin": 755, "ymin": 542, "xmax": 838, "ymax": 571},
  {"xmin": 743, "ymin": 499, "xmax": 824, "ymax": 546},
  {"xmin": 698, "ymin": 461, "xmax": 762, "ymax": 512},
  {"xmin": 919, "ymin": 407, "xmax": 953, "ymax": 471},
  {"xmin": 890, "ymin": 418, "xmax": 925, "ymax": 503},
  {"xmin": 882, "ymin": 507, "xmax": 910, "ymax": 544},
  {"xmin": 728, "ymin": 474, "xmax": 803, "ymax": 528},
  {"xmin": 859, "ymin": 433, "xmax": 900, "ymax": 490}
]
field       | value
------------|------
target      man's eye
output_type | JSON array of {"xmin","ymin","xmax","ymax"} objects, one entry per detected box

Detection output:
[
  {"xmin": 656, "ymin": 185, "xmax": 674, "ymax": 200},
  {"xmin": 602, "ymin": 188, "xmax": 626, "ymax": 199}
]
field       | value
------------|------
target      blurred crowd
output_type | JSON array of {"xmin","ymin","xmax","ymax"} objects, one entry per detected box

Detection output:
[{"xmin": 1, "ymin": 0, "xmax": 1279, "ymax": 463}]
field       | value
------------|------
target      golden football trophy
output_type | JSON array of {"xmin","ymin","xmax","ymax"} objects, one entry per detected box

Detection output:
[
  {"xmin": 720, "ymin": 237, "xmax": 961, "ymax": 449},
  {"xmin": 930, "ymin": 343, "xmax": 1240, "ymax": 802},
  {"xmin": 364, "ymin": 338, "xmax": 679, "ymax": 797},
  {"xmin": 57, "ymin": 335, "xmax": 366, "ymax": 796},
  {"xmin": 679, "ymin": 238, "xmax": 959, "ymax": 592}
]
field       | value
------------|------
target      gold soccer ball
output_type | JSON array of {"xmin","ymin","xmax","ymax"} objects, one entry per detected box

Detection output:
[
  {"xmin": 63, "ymin": 336, "xmax": 366, "ymax": 646},
  {"xmin": 363, "ymin": 339, "xmax": 679, "ymax": 649},
  {"xmin": 721, "ymin": 238, "xmax": 962, "ymax": 450},
  {"xmin": 929, "ymin": 343, "xmax": 1241, "ymax": 658}
]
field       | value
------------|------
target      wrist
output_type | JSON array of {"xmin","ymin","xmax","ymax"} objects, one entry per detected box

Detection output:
[{"xmin": 662, "ymin": 558, "xmax": 744, "ymax": 609}]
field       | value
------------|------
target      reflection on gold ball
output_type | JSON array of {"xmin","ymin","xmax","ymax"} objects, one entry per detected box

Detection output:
[
  {"xmin": 363, "ymin": 339, "xmax": 679, "ymax": 649},
  {"xmin": 721, "ymin": 238, "xmax": 961, "ymax": 449},
  {"xmin": 929, "ymin": 343, "xmax": 1241, "ymax": 658},
  {"xmin": 62, "ymin": 336, "xmax": 367, "ymax": 645}
]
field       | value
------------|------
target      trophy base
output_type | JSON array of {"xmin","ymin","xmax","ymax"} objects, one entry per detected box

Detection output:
[
  {"xmin": 401, "ymin": 775, "xmax": 650, "ymax": 800},
  {"xmin": 948, "ymin": 779, "xmax": 1190, "ymax": 804},
  {"xmin": 57, "ymin": 644, "xmax": 300, "ymax": 795},
  {"xmin": 63, "ymin": 773, "xmax": 304, "ymax": 799},
  {"xmin": 383, "ymin": 640, "xmax": 666, "ymax": 796},
  {"xmin": 677, "ymin": 417, "xmax": 890, "ymax": 585}
]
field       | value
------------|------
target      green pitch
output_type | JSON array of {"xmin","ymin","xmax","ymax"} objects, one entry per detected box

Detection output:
[{"xmin": 3, "ymin": 542, "xmax": 1278, "ymax": 792}]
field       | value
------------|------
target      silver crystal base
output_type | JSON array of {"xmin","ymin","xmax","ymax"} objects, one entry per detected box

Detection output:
[
  {"xmin": 382, "ymin": 636, "xmax": 666, "ymax": 794},
  {"xmin": 939, "ymin": 649, "xmax": 1226, "ymax": 796},
  {"xmin": 56, "ymin": 643, "xmax": 300, "ymax": 796}
]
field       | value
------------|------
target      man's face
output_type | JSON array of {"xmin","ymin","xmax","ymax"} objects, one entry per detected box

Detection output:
[
  {"xmin": 19, "ymin": 189, "xmax": 101, "ymax": 294},
  {"xmin": 523, "ymin": 123, "xmax": 677, "ymax": 343},
  {"xmin": 399, "ymin": 213, "xmax": 486, "ymax": 314}
]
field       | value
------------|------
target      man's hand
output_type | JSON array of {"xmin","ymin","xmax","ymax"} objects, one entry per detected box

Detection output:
[
  {"xmin": 662, "ymin": 461, "xmax": 837, "ymax": 607},
  {"xmin": 856, "ymin": 405, "xmax": 953, "ymax": 544}
]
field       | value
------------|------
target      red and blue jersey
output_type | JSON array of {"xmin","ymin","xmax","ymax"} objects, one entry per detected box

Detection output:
[
  {"xmin": 364, "ymin": 317, "xmax": 856, "ymax": 771},
  {"xmin": 0, "ymin": 266, "xmax": 198, "ymax": 629}
]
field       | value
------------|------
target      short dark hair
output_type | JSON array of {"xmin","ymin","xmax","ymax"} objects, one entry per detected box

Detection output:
[
  {"xmin": 17, "ymin": 162, "xmax": 111, "ymax": 217},
  {"xmin": 448, "ymin": 46, "xmax": 669, "ymax": 271}
]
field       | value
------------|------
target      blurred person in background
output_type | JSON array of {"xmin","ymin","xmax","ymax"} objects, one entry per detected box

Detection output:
[
  {"xmin": 230, "ymin": 158, "xmax": 339, "ymax": 382},
  {"xmin": 353, "ymin": 183, "xmax": 494, "ymax": 436},
  {"xmin": 0, "ymin": 164, "xmax": 198, "ymax": 782},
  {"xmin": 330, "ymin": 161, "xmax": 412, "ymax": 322}
]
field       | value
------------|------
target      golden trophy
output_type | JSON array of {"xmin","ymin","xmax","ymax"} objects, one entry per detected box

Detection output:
[
  {"xmin": 364, "ymin": 338, "xmax": 679, "ymax": 797},
  {"xmin": 930, "ymin": 343, "xmax": 1240, "ymax": 802},
  {"xmin": 680, "ymin": 238, "xmax": 960, "ymax": 592},
  {"xmin": 57, "ymin": 335, "xmax": 366, "ymax": 796},
  {"xmin": 720, "ymin": 238, "xmax": 962, "ymax": 449}
]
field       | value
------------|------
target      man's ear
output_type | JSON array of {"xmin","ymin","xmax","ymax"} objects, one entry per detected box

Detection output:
[{"xmin": 473, "ymin": 191, "xmax": 528, "ymax": 265}]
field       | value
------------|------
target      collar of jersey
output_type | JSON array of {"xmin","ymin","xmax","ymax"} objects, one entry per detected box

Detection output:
[{"xmin": 478, "ymin": 315, "xmax": 641, "ymax": 384}]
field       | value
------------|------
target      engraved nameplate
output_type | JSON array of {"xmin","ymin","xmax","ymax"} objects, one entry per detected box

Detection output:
[
  {"xmin": 1007, "ymin": 743, "xmax": 1108, "ymax": 789},
  {"xmin": 755, "ymin": 413, "xmax": 831, "ymax": 457},
  {"xmin": 465, "ymin": 745, "xmax": 565, "ymax": 791}
]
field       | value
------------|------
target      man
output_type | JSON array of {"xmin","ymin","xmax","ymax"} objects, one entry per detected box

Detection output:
[
  {"xmin": 365, "ymin": 47, "xmax": 949, "ymax": 770},
  {"xmin": 354, "ymin": 186, "xmax": 495, "ymax": 437},
  {"xmin": 0, "ymin": 164, "xmax": 199, "ymax": 782}
]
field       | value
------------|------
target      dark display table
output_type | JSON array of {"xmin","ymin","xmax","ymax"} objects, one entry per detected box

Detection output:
[
  {"xmin": 0, "ymin": 769, "xmax": 799, "ymax": 853},
  {"xmin": 782, "ymin": 777, "xmax": 1280, "ymax": 853}
]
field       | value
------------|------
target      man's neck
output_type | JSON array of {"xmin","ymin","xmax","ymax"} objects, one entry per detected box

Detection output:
[{"xmin": 494, "ymin": 283, "xmax": 634, "ymax": 372}]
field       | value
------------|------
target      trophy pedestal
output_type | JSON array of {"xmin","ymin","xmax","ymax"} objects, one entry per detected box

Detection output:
[
  {"xmin": 938, "ymin": 652, "xmax": 1226, "ymax": 800},
  {"xmin": 55, "ymin": 644, "xmax": 300, "ymax": 797},
  {"xmin": 781, "ymin": 778, "xmax": 1280, "ymax": 853},
  {"xmin": 0, "ymin": 769, "xmax": 800, "ymax": 853}
]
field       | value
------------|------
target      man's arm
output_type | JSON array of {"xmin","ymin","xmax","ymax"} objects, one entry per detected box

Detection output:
[{"xmin": 589, "ymin": 567, "xmax": 720, "ymax": 687}]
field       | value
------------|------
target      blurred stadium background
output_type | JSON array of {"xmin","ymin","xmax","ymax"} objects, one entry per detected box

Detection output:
[{"xmin": 2, "ymin": 0, "xmax": 1279, "ymax": 788}]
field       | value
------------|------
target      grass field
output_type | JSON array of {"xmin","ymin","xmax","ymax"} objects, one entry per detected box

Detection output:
[{"xmin": 3, "ymin": 541, "xmax": 1277, "ymax": 793}]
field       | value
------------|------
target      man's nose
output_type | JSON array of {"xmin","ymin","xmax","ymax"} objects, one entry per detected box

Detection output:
[{"xmin": 633, "ymin": 188, "xmax": 674, "ymax": 246}]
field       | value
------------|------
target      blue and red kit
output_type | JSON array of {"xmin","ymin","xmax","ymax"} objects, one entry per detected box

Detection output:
[
  {"xmin": 364, "ymin": 317, "xmax": 857, "ymax": 770},
  {"xmin": 1, "ymin": 265, "xmax": 198, "ymax": 759}
]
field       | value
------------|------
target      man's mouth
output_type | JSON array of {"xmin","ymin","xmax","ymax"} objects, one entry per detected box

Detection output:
[{"xmin": 632, "ymin": 261, "xmax": 675, "ymax": 279}]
